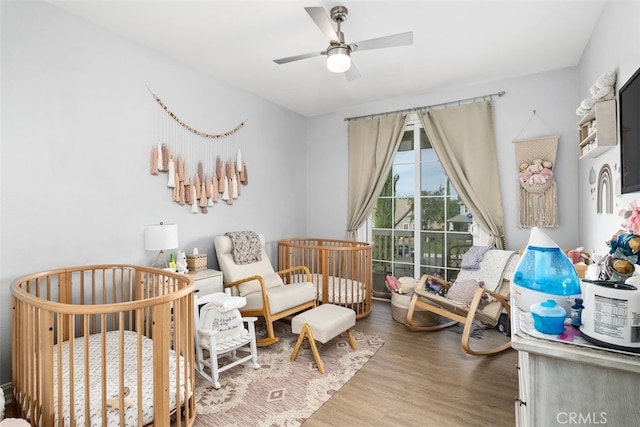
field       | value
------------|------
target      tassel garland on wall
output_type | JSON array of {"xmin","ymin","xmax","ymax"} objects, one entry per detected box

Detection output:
[{"xmin": 148, "ymin": 87, "xmax": 248, "ymax": 213}]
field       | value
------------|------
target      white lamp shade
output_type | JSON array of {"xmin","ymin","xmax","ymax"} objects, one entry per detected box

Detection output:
[
  {"xmin": 327, "ymin": 46, "xmax": 351, "ymax": 73},
  {"xmin": 145, "ymin": 223, "xmax": 179, "ymax": 251}
]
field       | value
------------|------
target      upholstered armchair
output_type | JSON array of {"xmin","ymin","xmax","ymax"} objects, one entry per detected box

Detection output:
[{"xmin": 214, "ymin": 234, "xmax": 316, "ymax": 346}]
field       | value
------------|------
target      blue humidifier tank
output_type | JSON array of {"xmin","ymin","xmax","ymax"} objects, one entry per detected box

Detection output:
[{"xmin": 512, "ymin": 227, "xmax": 581, "ymax": 314}]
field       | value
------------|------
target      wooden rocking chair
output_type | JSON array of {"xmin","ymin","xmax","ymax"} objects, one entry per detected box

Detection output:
[
  {"xmin": 406, "ymin": 249, "xmax": 519, "ymax": 356},
  {"xmin": 194, "ymin": 293, "xmax": 260, "ymax": 389}
]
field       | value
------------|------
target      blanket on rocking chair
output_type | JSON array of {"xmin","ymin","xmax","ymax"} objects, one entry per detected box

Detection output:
[{"xmin": 457, "ymin": 249, "xmax": 517, "ymax": 292}]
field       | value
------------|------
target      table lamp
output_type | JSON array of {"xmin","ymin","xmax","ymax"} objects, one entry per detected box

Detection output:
[{"xmin": 145, "ymin": 222, "xmax": 179, "ymax": 268}]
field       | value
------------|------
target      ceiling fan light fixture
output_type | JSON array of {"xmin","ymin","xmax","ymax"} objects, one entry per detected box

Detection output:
[{"xmin": 326, "ymin": 45, "xmax": 351, "ymax": 73}]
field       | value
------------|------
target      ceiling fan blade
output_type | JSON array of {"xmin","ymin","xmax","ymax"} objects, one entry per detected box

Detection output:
[
  {"xmin": 273, "ymin": 51, "xmax": 323, "ymax": 65},
  {"xmin": 304, "ymin": 6, "xmax": 338, "ymax": 40},
  {"xmin": 351, "ymin": 31, "xmax": 413, "ymax": 52},
  {"xmin": 345, "ymin": 62, "xmax": 361, "ymax": 81}
]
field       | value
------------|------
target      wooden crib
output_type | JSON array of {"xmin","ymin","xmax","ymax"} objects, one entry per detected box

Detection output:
[
  {"xmin": 11, "ymin": 265, "xmax": 196, "ymax": 427},
  {"xmin": 278, "ymin": 238, "xmax": 372, "ymax": 319}
]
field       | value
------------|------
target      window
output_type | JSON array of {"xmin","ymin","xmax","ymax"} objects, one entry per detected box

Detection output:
[{"xmin": 371, "ymin": 119, "xmax": 473, "ymax": 297}]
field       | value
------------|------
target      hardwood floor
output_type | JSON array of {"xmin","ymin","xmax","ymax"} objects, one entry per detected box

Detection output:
[{"xmin": 303, "ymin": 299, "xmax": 518, "ymax": 427}]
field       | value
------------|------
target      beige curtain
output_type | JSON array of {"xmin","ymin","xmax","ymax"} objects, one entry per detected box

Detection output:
[
  {"xmin": 418, "ymin": 101, "xmax": 506, "ymax": 248},
  {"xmin": 346, "ymin": 114, "xmax": 409, "ymax": 241}
]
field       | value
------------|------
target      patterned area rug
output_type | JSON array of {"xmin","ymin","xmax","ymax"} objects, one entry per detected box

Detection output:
[{"xmin": 193, "ymin": 321, "xmax": 384, "ymax": 427}]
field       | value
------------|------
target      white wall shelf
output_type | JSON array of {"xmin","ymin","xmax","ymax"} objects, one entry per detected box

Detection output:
[{"xmin": 578, "ymin": 99, "xmax": 617, "ymax": 159}]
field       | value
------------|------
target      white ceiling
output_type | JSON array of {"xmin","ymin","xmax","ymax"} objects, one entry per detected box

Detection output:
[{"xmin": 48, "ymin": 0, "xmax": 607, "ymax": 117}]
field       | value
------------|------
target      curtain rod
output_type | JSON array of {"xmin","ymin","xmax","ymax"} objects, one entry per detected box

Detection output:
[{"xmin": 344, "ymin": 90, "xmax": 506, "ymax": 122}]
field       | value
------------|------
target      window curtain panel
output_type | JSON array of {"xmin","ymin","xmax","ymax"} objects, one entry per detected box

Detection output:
[
  {"xmin": 346, "ymin": 113, "xmax": 409, "ymax": 241},
  {"xmin": 418, "ymin": 101, "xmax": 506, "ymax": 249}
]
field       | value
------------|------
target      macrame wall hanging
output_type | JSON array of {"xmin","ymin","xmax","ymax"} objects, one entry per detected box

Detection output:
[
  {"xmin": 514, "ymin": 135, "xmax": 559, "ymax": 228},
  {"xmin": 147, "ymin": 87, "xmax": 248, "ymax": 213}
]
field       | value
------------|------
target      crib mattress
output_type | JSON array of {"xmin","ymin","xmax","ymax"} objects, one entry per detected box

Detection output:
[
  {"xmin": 307, "ymin": 273, "xmax": 366, "ymax": 304},
  {"xmin": 51, "ymin": 330, "xmax": 189, "ymax": 427}
]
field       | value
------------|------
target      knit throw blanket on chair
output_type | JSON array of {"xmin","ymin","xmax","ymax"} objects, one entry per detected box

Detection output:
[{"xmin": 226, "ymin": 231, "xmax": 262, "ymax": 264}]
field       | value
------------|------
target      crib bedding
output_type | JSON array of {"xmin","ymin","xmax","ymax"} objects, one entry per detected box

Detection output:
[
  {"xmin": 294, "ymin": 273, "xmax": 366, "ymax": 304},
  {"xmin": 51, "ymin": 330, "xmax": 189, "ymax": 427}
]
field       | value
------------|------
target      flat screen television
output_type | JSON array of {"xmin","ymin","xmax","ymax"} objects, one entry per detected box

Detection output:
[{"xmin": 620, "ymin": 66, "xmax": 640, "ymax": 194}]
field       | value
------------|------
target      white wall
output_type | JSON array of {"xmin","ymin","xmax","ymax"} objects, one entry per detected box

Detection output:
[
  {"xmin": 0, "ymin": 1, "xmax": 307, "ymax": 384},
  {"xmin": 577, "ymin": 0, "xmax": 640, "ymax": 255},
  {"xmin": 306, "ymin": 67, "xmax": 581, "ymax": 251}
]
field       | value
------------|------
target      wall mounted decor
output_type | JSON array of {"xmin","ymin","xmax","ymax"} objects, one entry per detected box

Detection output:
[
  {"xmin": 589, "ymin": 166, "xmax": 597, "ymax": 200},
  {"xmin": 147, "ymin": 87, "xmax": 248, "ymax": 213},
  {"xmin": 597, "ymin": 164, "xmax": 613, "ymax": 214},
  {"xmin": 514, "ymin": 136, "xmax": 559, "ymax": 228}
]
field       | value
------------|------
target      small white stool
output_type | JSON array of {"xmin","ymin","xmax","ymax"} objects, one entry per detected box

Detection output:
[{"xmin": 290, "ymin": 304, "xmax": 357, "ymax": 373}]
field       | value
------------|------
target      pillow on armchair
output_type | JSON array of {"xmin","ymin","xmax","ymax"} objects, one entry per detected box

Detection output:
[
  {"xmin": 237, "ymin": 271, "xmax": 284, "ymax": 297},
  {"xmin": 446, "ymin": 279, "xmax": 494, "ymax": 309}
]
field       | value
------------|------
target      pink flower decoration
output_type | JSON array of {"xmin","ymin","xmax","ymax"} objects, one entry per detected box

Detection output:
[
  {"xmin": 519, "ymin": 170, "xmax": 532, "ymax": 183},
  {"xmin": 626, "ymin": 201, "xmax": 640, "ymax": 236},
  {"xmin": 540, "ymin": 168, "xmax": 553, "ymax": 179}
]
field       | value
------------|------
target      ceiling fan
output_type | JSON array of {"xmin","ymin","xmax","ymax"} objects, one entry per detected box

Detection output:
[{"xmin": 273, "ymin": 6, "xmax": 413, "ymax": 81}]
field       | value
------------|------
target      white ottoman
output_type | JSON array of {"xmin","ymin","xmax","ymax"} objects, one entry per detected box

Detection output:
[{"xmin": 290, "ymin": 304, "xmax": 357, "ymax": 373}]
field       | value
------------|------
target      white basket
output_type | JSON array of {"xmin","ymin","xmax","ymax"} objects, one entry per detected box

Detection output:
[{"xmin": 390, "ymin": 292, "xmax": 439, "ymax": 326}]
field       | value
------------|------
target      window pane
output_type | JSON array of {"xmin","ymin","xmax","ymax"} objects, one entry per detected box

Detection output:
[
  {"xmin": 372, "ymin": 260, "xmax": 389, "ymax": 293},
  {"xmin": 447, "ymin": 235, "xmax": 473, "ymax": 269},
  {"xmin": 447, "ymin": 179, "xmax": 458, "ymax": 198},
  {"xmin": 373, "ymin": 197, "xmax": 393, "ymax": 229},
  {"xmin": 421, "ymin": 231, "xmax": 444, "ymax": 267},
  {"xmin": 393, "ymin": 163, "xmax": 414, "ymax": 197},
  {"xmin": 372, "ymin": 229, "xmax": 392, "ymax": 261},
  {"xmin": 421, "ymin": 196, "xmax": 445, "ymax": 231},
  {"xmin": 394, "ymin": 261, "xmax": 415, "ymax": 278},
  {"xmin": 379, "ymin": 170, "xmax": 393, "ymax": 197},
  {"xmin": 395, "ymin": 128, "xmax": 415, "ymax": 197},
  {"xmin": 419, "ymin": 128, "xmax": 430, "ymax": 149},
  {"xmin": 394, "ymin": 231, "xmax": 414, "ymax": 260},
  {"xmin": 445, "ymin": 198, "xmax": 470, "ymax": 232},
  {"xmin": 394, "ymin": 197, "xmax": 412, "ymax": 230},
  {"xmin": 398, "ymin": 129, "xmax": 414, "ymax": 153},
  {"xmin": 421, "ymin": 160, "xmax": 446, "ymax": 193},
  {"xmin": 420, "ymin": 132, "xmax": 445, "ymax": 194}
]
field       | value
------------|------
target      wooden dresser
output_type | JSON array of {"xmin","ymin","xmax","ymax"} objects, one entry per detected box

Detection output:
[{"xmin": 511, "ymin": 305, "xmax": 640, "ymax": 426}]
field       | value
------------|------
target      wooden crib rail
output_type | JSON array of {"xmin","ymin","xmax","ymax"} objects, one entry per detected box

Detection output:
[
  {"xmin": 278, "ymin": 238, "xmax": 372, "ymax": 318},
  {"xmin": 11, "ymin": 265, "xmax": 195, "ymax": 427}
]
